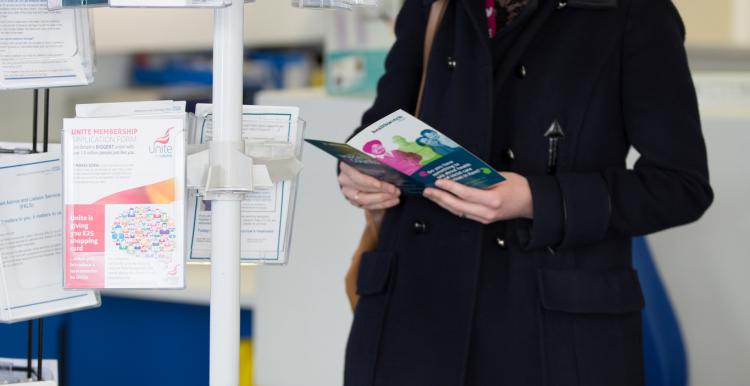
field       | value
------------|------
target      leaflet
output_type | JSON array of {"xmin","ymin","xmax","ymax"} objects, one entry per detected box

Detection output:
[
  {"xmin": 0, "ymin": 151, "xmax": 99, "ymax": 323},
  {"xmin": 306, "ymin": 109, "xmax": 504, "ymax": 195},
  {"xmin": 75, "ymin": 100, "xmax": 187, "ymax": 118},
  {"xmin": 188, "ymin": 104, "xmax": 301, "ymax": 264},
  {"xmin": 62, "ymin": 117, "xmax": 186, "ymax": 289},
  {"xmin": 0, "ymin": 1, "xmax": 94, "ymax": 89}
]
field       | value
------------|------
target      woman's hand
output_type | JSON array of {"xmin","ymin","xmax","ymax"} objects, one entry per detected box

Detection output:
[
  {"xmin": 422, "ymin": 172, "xmax": 533, "ymax": 224},
  {"xmin": 339, "ymin": 162, "xmax": 401, "ymax": 210}
]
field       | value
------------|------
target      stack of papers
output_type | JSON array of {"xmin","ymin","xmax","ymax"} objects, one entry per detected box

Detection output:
[
  {"xmin": 62, "ymin": 101, "xmax": 188, "ymax": 289},
  {"xmin": 0, "ymin": 1, "xmax": 94, "ymax": 89},
  {"xmin": 0, "ymin": 149, "xmax": 99, "ymax": 324}
]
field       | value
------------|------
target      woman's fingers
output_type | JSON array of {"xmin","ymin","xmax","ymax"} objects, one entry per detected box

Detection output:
[
  {"xmin": 340, "ymin": 163, "xmax": 400, "ymax": 195},
  {"xmin": 435, "ymin": 179, "xmax": 502, "ymax": 209},
  {"xmin": 342, "ymin": 186, "xmax": 399, "ymax": 209},
  {"xmin": 423, "ymin": 188, "xmax": 493, "ymax": 223},
  {"xmin": 363, "ymin": 198, "xmax": 400, "ymax": 211}
]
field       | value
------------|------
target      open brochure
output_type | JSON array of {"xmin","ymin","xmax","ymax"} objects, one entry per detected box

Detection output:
[
  {"xmin": 0, "ymin": 2, "xmax": 95, "ymax": 89},
  {"xmin": 0, "ymin": 151, "xmax": 100, "ymax": 324},
  {"xmin": 306, "ymin": 110, "xmax": 504, "ymax": 194},
  {"xmin": 62, "ymin": 101, "xmax": 187, "ymax": 289}
]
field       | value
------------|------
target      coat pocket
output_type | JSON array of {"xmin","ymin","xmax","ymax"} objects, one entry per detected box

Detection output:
[
  {"xmin": 345, "ymin": 251, "xmax": 396, "ymax": 386},
  {"xmin": 537, "ymin": 268, "xmax": 645, "ymax": 386},
  {"xmin": 357, "ymin": 251, "xmax": 395, "ymax": 296}
]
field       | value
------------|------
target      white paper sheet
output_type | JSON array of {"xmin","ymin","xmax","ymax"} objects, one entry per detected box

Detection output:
[
  {"xmin": 0, "ymin": 1, "xmax": 94, "ymax": 89},
  {"xmin": 188, "ymin": 104, "xmax": 300, "ymax": 264},
  {"xmin": 75, "ymin": 100, "xmax": 186, "ymax": 118},
  {"xmin": 0, "ymin": 151, "xmax": 99, "ymax": 323}
]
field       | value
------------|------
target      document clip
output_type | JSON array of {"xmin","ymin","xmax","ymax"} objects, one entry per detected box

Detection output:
[{"xmin": 187, "ymin": 139, "xmax": 303, "ymax": 201}]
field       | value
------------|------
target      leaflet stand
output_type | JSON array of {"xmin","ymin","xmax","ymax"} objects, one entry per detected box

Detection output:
[
  {"xmin": 208, "ymin": 1, "xmax": 245, "ymax": 384},
  {"xmin": 23, "ymin": 88, "xmax": 52, "ymax": 384}
]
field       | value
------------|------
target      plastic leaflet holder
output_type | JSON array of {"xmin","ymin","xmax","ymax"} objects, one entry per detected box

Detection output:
[
  {"xmin": 347, "ymin": 0, "xmax": 378, "ymax": 6},
  {"xmin": 108, "ymin": 0, "xmax": 231, "ymax": 8},
  {"xmin": 291, "ymin": 0, "xmax": 352, "ymax": 10},
  {"xmin": 47, "ymin": 0, "xmax": 108, "ymax": 9},
  {"xmin": 0, "ymin": 4, "xmax": 95, "ymax": 90},
  {"xmin": 187, "ymin": 104, "xmax": 304, "ymax": 265},
  {"xmin": 62, "ymin": 101, "xmax": 188, "ymax": 289},
  {"xmin": 291, "ymin": 0, "xmax": 379, "ymax": 8},
  {"xmin": 0, "ymin": 357, "xmax": 58, "ymax": 385},
  {"xmin": 0, "ymin": 151, "xmax": 100, "ymax": 324}
]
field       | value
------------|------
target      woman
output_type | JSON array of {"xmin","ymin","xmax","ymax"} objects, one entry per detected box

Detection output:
[{"xmin": 337, "ymin": 0, "xmax": 713, "ymax": 385}]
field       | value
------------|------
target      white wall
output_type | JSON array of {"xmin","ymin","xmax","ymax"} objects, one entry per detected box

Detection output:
[
  {"xmin": 647, "ymin": 117, "xmax": 750, "ymax": 386},
  {"xmin": 254, "ymin": 89, "xmax": 371, "ymax": 386},
  {"xmin": 643, "ymin": 73, "xmax": 750, "ymax": 386}
]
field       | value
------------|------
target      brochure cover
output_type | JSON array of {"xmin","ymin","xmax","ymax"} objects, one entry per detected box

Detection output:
[
  {"xmin": 62, "ymin": 117, "xmax": 186, "ymax": 289},
  {"xmin": 306, "ymin": 110, "xmax": 504, "ymax": 194}
]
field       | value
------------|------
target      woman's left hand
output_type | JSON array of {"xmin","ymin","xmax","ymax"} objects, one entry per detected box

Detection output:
[{"xmin": 423, "ymin": 172, "xmax": 534, "ymax": 224}]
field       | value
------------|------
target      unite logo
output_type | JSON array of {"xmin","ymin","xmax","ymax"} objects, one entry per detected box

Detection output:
[{"xmin": 149, "ymin": 127, "xmax": 174, "ymax": 157}]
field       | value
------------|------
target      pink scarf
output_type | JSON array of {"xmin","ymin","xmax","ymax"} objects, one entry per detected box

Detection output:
[{"xmin": 486, "ymin": 0, "xmax": 497, "ymax": 38}]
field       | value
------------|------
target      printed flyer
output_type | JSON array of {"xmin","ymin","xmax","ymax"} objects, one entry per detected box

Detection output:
[
  {"xmin": 62, "ymin": 118, "xmax": 186, "ymax": 289},
  {"xmin": 0, "ymin": 0, "xmax": 94, "ymax": 89},
  {"xmin": 188, "ymin": 104, "xmax": 301, "ymax": 264},
  {"xmin": 0, "ymin": 151, "xmax": 99, "ymax": 323},
  {"xmin": 306, "ymin": 109, "xmax": 504, "ymax": 194}
]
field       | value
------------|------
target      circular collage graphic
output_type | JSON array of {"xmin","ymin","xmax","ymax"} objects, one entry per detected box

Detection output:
[{"xmin": 111, "ymin": 206, "xmax": 176, "ymax": 258}]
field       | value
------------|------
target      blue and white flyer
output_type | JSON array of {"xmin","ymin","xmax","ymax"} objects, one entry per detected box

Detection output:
[{"xmin": 0, "ymin": 151, "xmax": 99, "ymax": 323}]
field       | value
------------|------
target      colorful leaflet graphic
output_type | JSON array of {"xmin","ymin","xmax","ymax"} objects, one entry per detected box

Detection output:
[
  {"xmin": 111, "ymin": 207, "xmax": 176, "ymax": 259},
  {"xmin": 94, "ymin": 179, "xmax": 175, "ymax": 205}
]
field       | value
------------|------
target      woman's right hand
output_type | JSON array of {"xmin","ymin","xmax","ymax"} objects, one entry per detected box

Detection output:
[{"xmin": 338, "ymin": 162, "xmax": 401, "ymax": 210}]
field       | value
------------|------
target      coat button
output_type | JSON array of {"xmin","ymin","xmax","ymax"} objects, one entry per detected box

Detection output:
[
  {"xmin": 447, "ymin": 57, "xmax": 457, "ymax": 71},
  {"xmin": 496, "ymin": 237, "xmax": 507, "ymax": 250},
  {"xmin": 503, "ymin": 148, "xmax": 515, "ymax": 163},
  {"xmin": 413, "ymin": 220, "xmax": 428, "ymax": 234},
  {"xmin": 516, "ymin": 64, "xmax": 527, "ymax": 78}
]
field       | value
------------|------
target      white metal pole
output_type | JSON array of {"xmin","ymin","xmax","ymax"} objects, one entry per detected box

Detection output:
[{"xmin": 210, "ymin": 0, "xmax": 244, "ymax": 384}]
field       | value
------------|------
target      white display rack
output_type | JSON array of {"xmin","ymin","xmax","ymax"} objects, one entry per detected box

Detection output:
[{"xmin": 2, "ymin": 1, "xmax": 378, "ymax": 384}]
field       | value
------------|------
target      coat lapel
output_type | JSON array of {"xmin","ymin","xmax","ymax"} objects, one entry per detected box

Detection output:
[
  {"xmin": 493, "ymin": 0, "xmax": 556, "ymax": 91},
  {"xmin": 484, "ymin": 0, "xmax": 557, "ymax": 159},
  {"xmin": 458, "ymin": 0, "xmax": 490, "ymax": 50}
]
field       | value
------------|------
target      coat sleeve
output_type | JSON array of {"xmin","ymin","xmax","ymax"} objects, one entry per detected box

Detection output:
[
  {"xmin": 519, "ymin": 0, "xmax": 713, "ymax": 250},
  {"xmin": 346, "ymin": 0, "xmax": 426, "ymax": 140}
]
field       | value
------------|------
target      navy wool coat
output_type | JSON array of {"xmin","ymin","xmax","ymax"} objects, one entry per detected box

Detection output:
[{"xmin": 343, "ymin": 0, "xmax": 713, "ymax": 385}]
